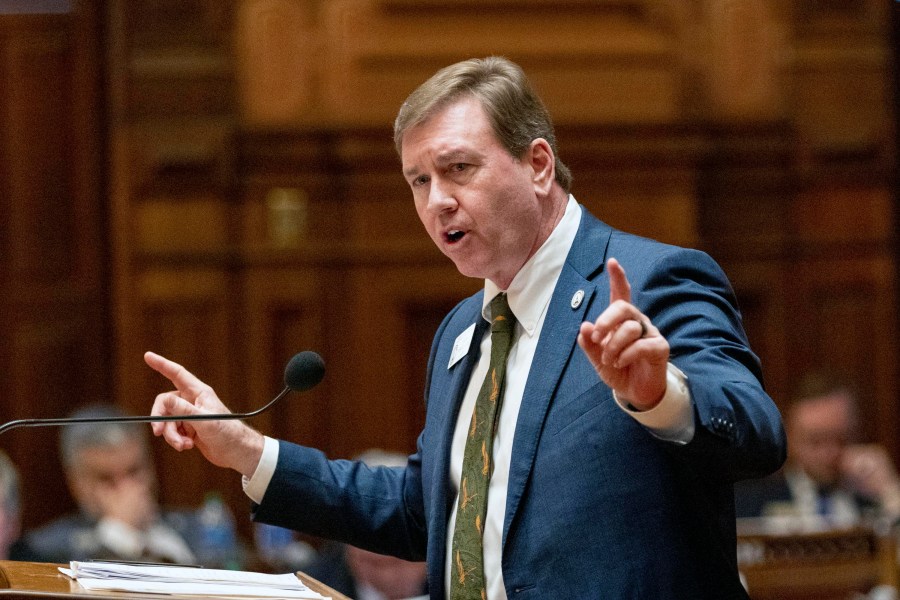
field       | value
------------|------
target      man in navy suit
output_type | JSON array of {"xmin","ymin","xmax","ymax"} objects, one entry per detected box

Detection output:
[
  {"xmin": 735, "ymin": 371, "xmax": 900, "ymax": 528},
  {"xmin": 145, "ymin": 57, "xmax": 786, "ymax": 599}
]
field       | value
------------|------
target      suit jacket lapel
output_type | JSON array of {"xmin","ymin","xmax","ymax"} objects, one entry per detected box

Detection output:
[{"xmin": 502, "ymin": 211, "xmax": 612, "ymax": 546}]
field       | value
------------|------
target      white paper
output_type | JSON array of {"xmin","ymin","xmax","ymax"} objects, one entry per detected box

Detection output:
[{"xmin": 61, "ymin": 561, "xmax": 330, "ymax": 599}]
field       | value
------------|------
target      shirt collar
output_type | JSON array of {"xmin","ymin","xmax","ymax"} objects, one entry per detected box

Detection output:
[{"xmin": 483, "ymin": 194, "xmax": 582, "ymax": 335}]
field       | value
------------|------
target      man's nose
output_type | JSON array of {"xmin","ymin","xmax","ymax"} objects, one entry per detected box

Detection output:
[{"xmin": 427, "ymin": 179, "xmax": 456, "ymax": 213}]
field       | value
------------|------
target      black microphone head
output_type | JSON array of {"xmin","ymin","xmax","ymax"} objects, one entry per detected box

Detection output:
[{"xmin": 284, "ymin": 351, "xmax": 325, "ymax": 392}]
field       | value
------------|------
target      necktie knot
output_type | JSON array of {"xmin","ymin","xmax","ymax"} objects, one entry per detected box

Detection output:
[{"xmin": 489, "ymin": 293, "xmax": 515, "ymax": 335}]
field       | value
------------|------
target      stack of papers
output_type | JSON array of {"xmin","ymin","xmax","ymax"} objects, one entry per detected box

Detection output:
[{"xmin": 60, "ymin": 561, "xmax": 330, "ymax": 599}]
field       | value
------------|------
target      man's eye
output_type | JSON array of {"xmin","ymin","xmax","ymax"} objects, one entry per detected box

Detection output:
[
  {"xmin": 412, "ymin": 175, "xmax": 429, "ymax": 187},
  {"xmin": 450, "ymin": 163, "xmax": 467, "ymax": 173}
]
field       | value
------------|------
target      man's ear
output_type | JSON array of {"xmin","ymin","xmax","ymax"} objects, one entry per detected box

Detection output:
[{"xmin": 528, "ymin": 138, "xmax": 555, "ymax": 196}]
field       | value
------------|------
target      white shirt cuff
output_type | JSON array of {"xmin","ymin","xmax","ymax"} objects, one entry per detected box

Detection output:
[
  {"xmin": 614, "ymin": 363, "xmax": 695, "ymax": 444},
  {"xmin": 242, "ymin": 436, "xmax": 279, "ymax": 504}
]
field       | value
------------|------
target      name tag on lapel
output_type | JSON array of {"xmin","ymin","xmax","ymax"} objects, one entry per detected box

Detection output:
[{"xmin": 448, "ymin": 323, "xmax": 476, "ymax": 369}]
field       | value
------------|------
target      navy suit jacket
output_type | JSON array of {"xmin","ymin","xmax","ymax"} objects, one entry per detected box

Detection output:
[
  {"xmin": 253, "ymin": 209, "xmax": 786, "ymax": 599},
  {"xmin": 26, "ymin": 508, "xmax": 207, "ymax": 564}
]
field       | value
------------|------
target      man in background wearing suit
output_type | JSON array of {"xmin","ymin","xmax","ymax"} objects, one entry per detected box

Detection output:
[
  {"xmin": 735, "ymin": 371, "xmax": 900, "ymax": 529},
  {"xmin": 26, "ymin": 405, "xmax": 206, "ymax": 564},
  {"xmin": 144, "ymin": 56, "xmax": 786, "ymax": 599}
]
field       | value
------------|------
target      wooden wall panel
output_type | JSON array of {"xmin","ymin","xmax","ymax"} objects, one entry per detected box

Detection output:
[
  {"xmin": 0, "ymin": 5, "xmax": 108, "ymax": 531},
  {"xmin": 106, "ymin": 0, "xmax": 242, "ymax": 526},
  {"xmin": 787, "ymin": 0, "xmax": 892, "ymax": 152},
  {"xmin": 718, "ymin": 251, "xmax": 899, "ymax": 450},
  {"xmin": 558, "ymin": 124, "xmax": 706, "ymax": 247},
  {"xmin": 235, "ymin": 0, "xmax": 321, "ymax": 125},
  {"xmin": 703, "ymin": 0, "xmax": 785, "ymax": 120},
  {"xmin": 341, "ymin": 265, "xmax": 480, "ymax": 457},
  {"xmin": 790, "ymin": 185, "xmax": 894, "ymax": 247},
  {"xmin": 4, "ymin": 27, "xmax": 76, "ymax": 279},
  {"xmin": 116, "ymin": 1, "xmax": 233, "ymax": 119},
  {"xmin": 132, "ymin": 268, "xmax": 236, "ymax": 511},
  {"xmin": 3, "ymin": 307, "xmax": 109, "ymax": 526},
  {"xmin": 241, "ymin": 267, "xmax": 330, "ymax": 450},
  {"xmin": 785, "ymin": 256, "xmax": 898, "ymax": 454},
  {"xmin": 235, "ymin": 0, "xmax": 684, "ymax": 126}
]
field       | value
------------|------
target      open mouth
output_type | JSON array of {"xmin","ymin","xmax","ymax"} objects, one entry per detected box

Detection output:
[{"xmin": 446, "ymin": 230, "xmax": 465, "ymax": 243}]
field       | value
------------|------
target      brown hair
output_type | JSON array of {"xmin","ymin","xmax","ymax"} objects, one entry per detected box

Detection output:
[
  {"xmin": 790, "ymin": 371, "xmax": 857, "ymax": 407},
  {"xmin": 393, "ymin": 56, "xmax": 573, "ymax": 193},
  {"xmin": 786, "ymin": 370, "xmax": 860, "ymax": 433}
]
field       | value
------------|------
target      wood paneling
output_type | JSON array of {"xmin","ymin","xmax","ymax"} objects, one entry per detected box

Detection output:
[
  {"xmin": 241, "ymin": 267, "xmax": 330, "ymax": 450},
  {"xmin": 105, "ymin": 0, "xmax": 242, "ymax": 533},
  {"xmin": 134, "ymin": 267, "xmax": 236, "ymax": 508},
  {"xmin": 235, "ymin": 0, "xmax": 685, "ymax": 126},
  {"xmin": 0, "ymin": 4, "xmax": 108, "ymax": 530},
  {"xmin": 787, "ymin": 0, "xmax": 892, "ymax": 152},
  {"xmin": 340, "ymin": 264, "xmax": 480, "ymax": 457}
]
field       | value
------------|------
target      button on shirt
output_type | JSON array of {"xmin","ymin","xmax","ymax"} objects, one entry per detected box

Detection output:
[{"xmin": 244, "ymin": 195, "xmax": 695, "ymax": 600}]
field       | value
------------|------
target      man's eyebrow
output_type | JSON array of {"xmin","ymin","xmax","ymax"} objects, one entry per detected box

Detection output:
[
  {"xmin": 436, "ymin": 149, "xmax": 469, "ymax": 163},
  {"xmin": 402, "ymin": 149, "xmax": 475, "ymax": 178}
]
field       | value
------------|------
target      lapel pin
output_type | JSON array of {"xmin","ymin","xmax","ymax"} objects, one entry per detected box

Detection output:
[{"xmin": 571, "ymin": 289, "xmax": 585, "ymax": 309}]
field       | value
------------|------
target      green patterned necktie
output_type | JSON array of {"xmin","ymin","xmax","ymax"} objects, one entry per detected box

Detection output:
[{"xmin": 449, "ymin": 293, "xmax": 517, "ymax": 600}]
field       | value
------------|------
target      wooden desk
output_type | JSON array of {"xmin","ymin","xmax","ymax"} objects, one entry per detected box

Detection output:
[
  {"xmin": 0, "ymin": 561, "xmax": 349, "ymax": 600},
  {"xmin": 738, "ymin": 527, "xmax": 898, "ymax": 600}
]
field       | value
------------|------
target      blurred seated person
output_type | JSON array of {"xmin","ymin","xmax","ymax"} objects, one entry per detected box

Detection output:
[
  {"xmin": 252, "ymin": 521, "xmax": 316, "ymax": 572},
  {"xmin": 0, "ymin": 449, "xmax": 40, "ymax": 560},
  {"xmin": 26, "ymin": 404, "xmax": 216, "ymax": 564},
  {"xmin": 735, "ymin": 372, "xmax": 900, "ymax": 529},
  {"xmin": 305, "ymin": 450, "xmax": 428, "ymax": 600}
]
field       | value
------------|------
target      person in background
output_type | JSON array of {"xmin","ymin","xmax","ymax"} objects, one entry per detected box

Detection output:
[
  {"xmin": 0, "ymin": 449, "xmax": 39, "ymax": 560},
  {"xmin": 144, "ymin": 56, "xmax": 785, "ymax": 599},
  {"xmin": 26, "ymin": 404, "xmax": 238, "ymax": 565},
  {"xmin": 735, "ymin": 371, "xmax": 900, "ymax": 528},
  {"xmin": 305, "ymin": 449, "xmax": 428, "ymax": 600}
]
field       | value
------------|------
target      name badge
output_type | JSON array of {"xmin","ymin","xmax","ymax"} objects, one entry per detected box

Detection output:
[{"xmin": 448, "ymin": 323, "xmax": 476, "ymax": 369}]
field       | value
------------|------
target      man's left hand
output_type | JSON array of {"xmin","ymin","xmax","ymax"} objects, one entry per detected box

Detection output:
[{"xmin": 577, "ymin": 257, "xmax": 670, "ymax": 411}]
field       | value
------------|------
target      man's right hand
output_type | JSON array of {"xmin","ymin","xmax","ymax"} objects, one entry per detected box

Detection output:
[
  {"xmin": 144, "ymin": 352, "xmax": 265, "ymax": 478},
  {"xmin": 842, "ymin": 443, "xmax": 900, "ymax": 516}
]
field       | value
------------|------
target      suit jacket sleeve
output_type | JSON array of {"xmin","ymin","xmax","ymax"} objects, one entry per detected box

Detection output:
[
  {"xmin": 251, "ymin": 441, "xmax": 428, "ymax": 560},
  {"xmin": 626, "ymin": 243, "xmax": 786, "ymax": 481}
]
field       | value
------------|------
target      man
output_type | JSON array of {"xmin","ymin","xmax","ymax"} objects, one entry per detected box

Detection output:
[
  {"xmin": 145, "ymin": 57, "xmax": 786, "ymax": 599},
  {"xmin": 735, "ymin": 372, "xmax": 900, "ymax": 528},
  {"xmin": 26, "ymin": 404, "xmax": 213, "ymax": 564}
]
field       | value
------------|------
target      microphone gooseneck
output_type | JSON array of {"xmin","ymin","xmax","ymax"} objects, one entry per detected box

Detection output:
[{"xmin": 0, "ymin": 351, "xmax": 326, "ymax": 436}]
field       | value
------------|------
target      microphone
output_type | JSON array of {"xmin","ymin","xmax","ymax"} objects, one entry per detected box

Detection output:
[{"xmin": 0, "ymin": 351, "xmax": 325, "ymax": 436}]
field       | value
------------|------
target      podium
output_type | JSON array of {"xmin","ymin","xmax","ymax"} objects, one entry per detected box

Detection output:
[{"xmin": 0, "ymin": 561, "xmax": 350, "ymax": 600}]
